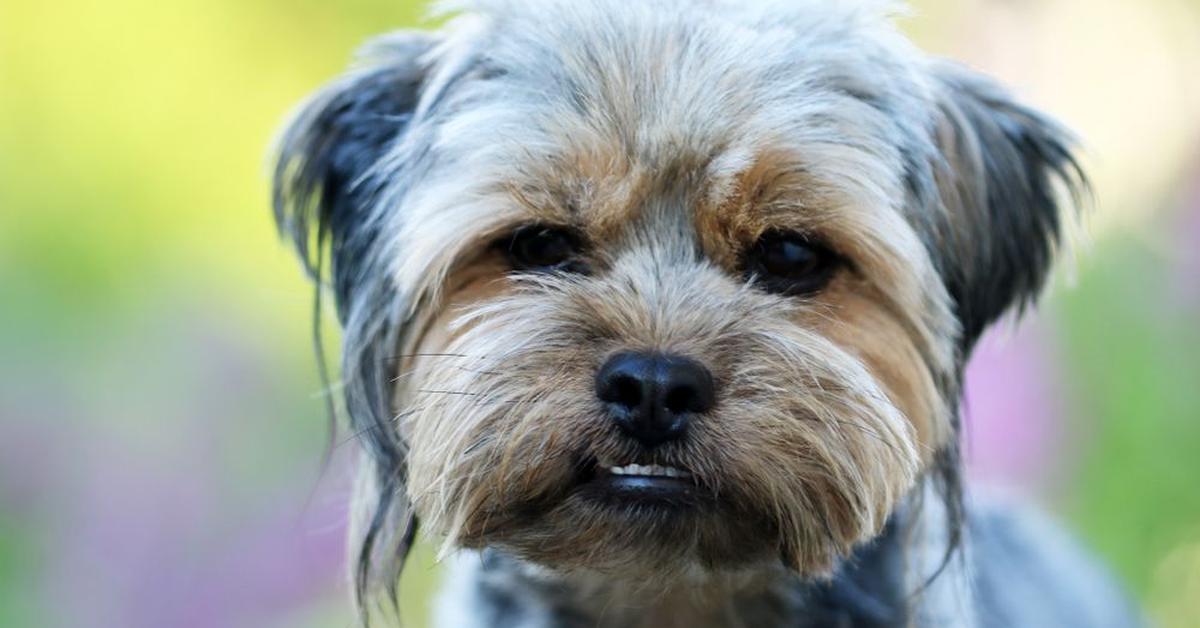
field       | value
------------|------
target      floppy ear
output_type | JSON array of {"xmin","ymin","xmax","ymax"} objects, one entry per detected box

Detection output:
[
  {"xmin": 272, "ymin": 31, "xmax": 437, "ymax": 611},
  {"xmin": 274, "ymin": 32, "xmax": 437, "ymax": 315},
  {"xmin": 928, "ymin": 63, "xmax": 1087, "ymax": 353}
]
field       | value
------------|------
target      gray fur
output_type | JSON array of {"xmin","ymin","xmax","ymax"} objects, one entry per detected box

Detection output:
[{"xmin": 438, "ymin": 495, "xmax": 1141, "ymax": 628}]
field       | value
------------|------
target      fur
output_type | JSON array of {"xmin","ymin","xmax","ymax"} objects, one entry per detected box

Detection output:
[{"xmin": 272, "ymin": 1, "xmax": 1134, "ymax": 626}]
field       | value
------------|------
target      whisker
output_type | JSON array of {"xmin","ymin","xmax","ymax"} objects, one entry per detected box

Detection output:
[
  {"xmin": 382, "ymin": 352, "xmax": 483, "ymax": 363},
  {"xmin": 799, "ymin": 416, "xmax": 906, "ymax": 457},
  {"xmin": 416, "ymin": 389, "xmax": 484, "ymax": 397},
  {"xmin": 334, "ymin": 407, "xmax": 425, "ymax": 450}
]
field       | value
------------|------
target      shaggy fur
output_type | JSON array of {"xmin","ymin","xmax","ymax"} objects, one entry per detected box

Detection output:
[{"xmin": 273, "ymin": 1, "xmax": 1138, "ymax": 626}]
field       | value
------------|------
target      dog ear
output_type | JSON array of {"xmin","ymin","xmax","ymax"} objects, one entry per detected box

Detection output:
[
  {"xmin": 927, "ymin": 63, "xmax": 1087, "ymax": 354},
  {"xmin": 274, "ymin": 31, "xmax": 437, "ymax": 317},
  {"xmin": 272, "ymin": 31, "xmax": 438, "ymax": 612}
]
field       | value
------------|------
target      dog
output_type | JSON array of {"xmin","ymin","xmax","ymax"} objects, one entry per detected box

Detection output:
[{"xmin": 272, "ymin": 1, "xmax": 1142, "ymax": 626}]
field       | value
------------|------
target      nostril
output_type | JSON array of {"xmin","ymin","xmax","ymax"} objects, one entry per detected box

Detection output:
[
  {"xmin": 663, "ymin": 385, "xmax": 697, "ymax": 415},
  {"xmin": 659, "ymin": 357, "xmax": 715, "ymax": 415},
  {"xmin": 607, "ymin": 374, "xmax": 643, "ymax": 410}
]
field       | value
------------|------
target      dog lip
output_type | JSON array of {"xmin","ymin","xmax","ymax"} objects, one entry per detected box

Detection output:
[{"xmin": 580, "ymin": 473, "xmax": 699, "ymax": 504}]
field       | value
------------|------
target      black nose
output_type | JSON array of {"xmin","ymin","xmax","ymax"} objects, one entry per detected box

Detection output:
[{"xmin": 595, "ymin": 351, "xmax": 715, "ymax": 448}]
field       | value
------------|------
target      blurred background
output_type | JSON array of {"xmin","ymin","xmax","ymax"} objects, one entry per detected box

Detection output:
[{"xmin": 1, "ymin": 0, "xmax": 1198, "ymax": 626}]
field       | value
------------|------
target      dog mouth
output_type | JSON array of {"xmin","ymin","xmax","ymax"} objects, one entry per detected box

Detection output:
[
  {"xmin": 573, "ymin": 459, "xmax": 706, "ymax": 507},
  {"xmin": 607, "ymin": 463, "xmax": 691, "ymax": 479}
]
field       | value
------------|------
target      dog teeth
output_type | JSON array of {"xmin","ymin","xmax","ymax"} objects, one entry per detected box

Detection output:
[{"xmin": 607, "ymin": 464, "xmax": 689, "ymax": 478}]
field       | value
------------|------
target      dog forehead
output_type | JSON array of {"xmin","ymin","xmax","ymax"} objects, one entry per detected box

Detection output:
[
  {"xmin": 466, "ymin": 1, "xmax": 924, "ymax": 116},
  {"xmin": 430, "ymin": 0, "xmax": 935, "ymax": 222},
  {"xmin": 394, "ymin": 0, "xmax": 945, "ymax": 309}
]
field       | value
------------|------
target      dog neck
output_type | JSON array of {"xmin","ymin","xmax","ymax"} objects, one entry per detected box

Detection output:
[{"xmin": 436, "ymin": 518, "xmax": 910, "ymax": 628}]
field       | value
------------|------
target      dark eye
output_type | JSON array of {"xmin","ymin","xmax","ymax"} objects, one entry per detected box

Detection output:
[
  {"xmin": 743, "ymin": 230, "xmax": 841, "ymax": 296},
  {"xmin": 502, "ymin": 225, "xmax": 586, "ymax": 272}
]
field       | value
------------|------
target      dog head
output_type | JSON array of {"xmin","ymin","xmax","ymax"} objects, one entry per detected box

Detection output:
[{"xmin": 274, "ymin": 0, "xmax": 1083, "ymax": 603}]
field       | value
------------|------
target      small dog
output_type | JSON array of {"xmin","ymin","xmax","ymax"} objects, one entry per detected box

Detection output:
[{"xmin": 273, "ymin": 1, "xmax": 1141, "ymax": 626}]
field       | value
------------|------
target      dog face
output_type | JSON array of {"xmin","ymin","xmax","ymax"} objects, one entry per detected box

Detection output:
[{"xmin": 274, "ymin": 0, "xmax": 1083, "ymax": 597}]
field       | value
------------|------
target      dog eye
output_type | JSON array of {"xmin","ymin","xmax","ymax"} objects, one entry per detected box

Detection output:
[
  {"xmin": 743, "ymin": 230, "xmax": 841, "ymax": 296},
  {"xmin": 503, "ymin": 225, "xmax": 586, "ymax": 273}
]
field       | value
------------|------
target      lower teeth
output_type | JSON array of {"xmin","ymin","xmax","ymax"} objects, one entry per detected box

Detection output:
[{"xmin": 608, "ymin": 464, "xmax": 688, "ymax": 478}]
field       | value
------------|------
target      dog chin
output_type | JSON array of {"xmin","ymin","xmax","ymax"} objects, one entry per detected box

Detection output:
[{"xmin": 452, "ymin": 459, "xmax": 786, "ymax": 578}]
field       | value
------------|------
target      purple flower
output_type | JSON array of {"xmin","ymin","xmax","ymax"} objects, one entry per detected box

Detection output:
[{"xmin": 960, "ymin": 320, "xmax": 1067, "ymax": 489}]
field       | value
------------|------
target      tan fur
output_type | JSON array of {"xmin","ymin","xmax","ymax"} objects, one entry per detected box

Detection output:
[{"xmin": 397, "ymin": 140, "xmax": 941, "ymax": 577}]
